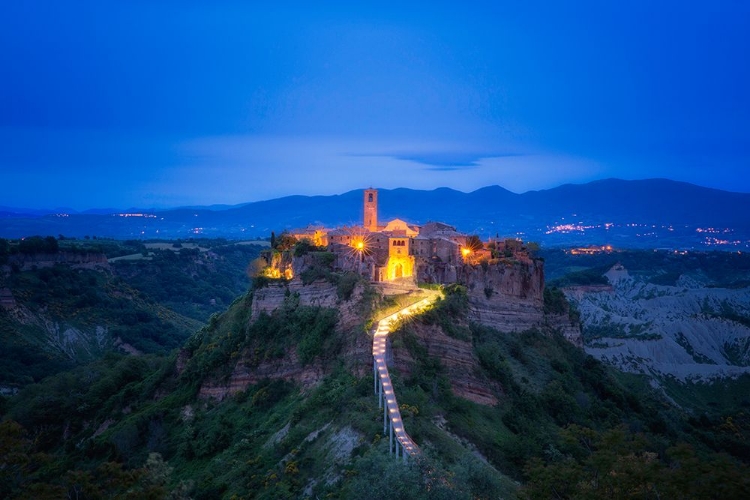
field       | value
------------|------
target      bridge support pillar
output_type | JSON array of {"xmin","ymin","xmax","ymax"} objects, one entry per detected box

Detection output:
[
  {"xmin": 389, "ymin": 419, "xmax": 393, "ymax": 455},
  {"xmin": 383, "ymin": 402, "xmax": 387, "ymax": 435},
  {"xmin": 378, "ymin": 378, "xmax": 382, "ymax": 409}
]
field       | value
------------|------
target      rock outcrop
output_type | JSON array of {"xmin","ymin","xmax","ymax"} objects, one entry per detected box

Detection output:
[
  {"xmin": 391, "ymin": 322, "xmax": 499, "ymax": 406},
  {"xmin": 461, "ymin": 258, "xmax": 545, "ymax": 332},
  {"xmin": 199, "ymin": 252, "xmax": 583, "ymax": 401},
  {"xmin": 6, "ymin": 251, "xmax": 109, "ymax": 271},
  {"xmin": 199, "ymin": 349, "xmax": 328, "ymax": 399},
  {"xmin": 199, "ymin": 277, "xmax": 372, "ymax": 400}
]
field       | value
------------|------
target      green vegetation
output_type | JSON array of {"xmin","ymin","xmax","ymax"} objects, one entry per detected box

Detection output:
[
  {"xmin": 419, "ymin": 284, "xmax": 471, "ymax": 340},
  {"xmin": 543, "ymin": 286, "xmax": 568, "ymax": 315},
  {"xmin": 388, "ymin": 294, "xmax": 750, "ymax": 497},
  {"xmin": 583, "ymin": 320, "xmax": 662, "ymax": 342},
  {"xmin": 547, "ymin": 266, "xmax": 610, "ymax": 288},
  {"xmin": 112, "ymin": 240, "xmax": 263, "ymax": 321},
  {"xmin": 523, "ymin": 425, "xmax": 749, "ymax": 499},
  {"xmin": 542, "ymin": 248, "xmax": 750, "ymax": 287},
  {"xmin": 17, "ymin": 235, "xmax": 59, "ymax": 254},
  {"xmin": 1, "ymin": 243, "xmax": 749, "ymax": 498},
  {"xmin": 298, "ymin": 251, "xmax": 336, "ymax": 285},
  {"xmin": 0, "ymin": 237, "xmax": 264, "ymax": 388},
  {"xmin": 0, "ymin": 263, "xmax": 200, "ymax": 388}
]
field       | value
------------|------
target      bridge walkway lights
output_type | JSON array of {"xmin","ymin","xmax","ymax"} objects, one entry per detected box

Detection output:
[{"xmin": 371, "ymin": 296, "xmax": 437, "ymax": 459}]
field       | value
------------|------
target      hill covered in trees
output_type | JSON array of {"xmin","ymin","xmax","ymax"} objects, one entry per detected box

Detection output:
[
  {"xmin": 1, "ymin": 242, "xmax": 748, "ymax": 498},
  {"xmin": 0, "ymin": 237, "xmax": 264, "ymax": 390}
]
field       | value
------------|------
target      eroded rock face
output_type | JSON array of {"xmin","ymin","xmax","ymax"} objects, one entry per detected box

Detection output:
[
  {"xmin": 570, "ymin": 265, "xmax": 750, "ymax": 381},
  {"xmin": 199, "ymin": 278, "xmax": 372, "ymax": 400},
  {"xmin": 391, "ymin": 323, "xmax": 499, "ymax": 406},
  {"xmin": 199, "ymin": 349, "xmax": 327, "ymax": 399},
  {"xmin": 6, "ymin": 304, "xmax": 116, "ymax": 360},
  {"xmin": 545, "ymin": 314, "xmax": 584, "ymax": 348},
  {"xmin": 461, "ymin": 258, "xmax": 544, "ymax": 302},
  {"xmin": 461, "ymin": 258, "xmax": 545, "ymax": 332},
  {"xmin": 251, "ymin": 280, "xmax": 338, "ymax": 321},
  {"xmin": 251, "ymin": 279, "xmax": 366, "ymax": 333},
  {"xmin": 198, "ymin": 255, "xmax": 582, "ymax": 401}
]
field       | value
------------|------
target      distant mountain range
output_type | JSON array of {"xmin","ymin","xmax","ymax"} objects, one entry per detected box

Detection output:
[{"xmin": 2, "ymin": 178, "xmax": 750, "ymax": 249}]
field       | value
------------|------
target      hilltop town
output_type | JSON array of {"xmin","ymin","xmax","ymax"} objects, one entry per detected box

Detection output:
[
  {"xmin": 267, "ymin": 188, "xmax": 535, "ymax": 286},
  {"xmin": 253, "ymin": 189, "xmax": 580, "ymax": 346}
]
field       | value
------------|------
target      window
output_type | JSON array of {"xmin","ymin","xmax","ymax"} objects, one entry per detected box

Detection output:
[{"xmin": 368, "ymin": 193, "xmax": 373, "ymax": 202}]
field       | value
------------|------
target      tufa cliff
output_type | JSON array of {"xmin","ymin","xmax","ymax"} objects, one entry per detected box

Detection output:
[{"xmin": 190, "ymin": 248, "xmax": 581, "ymax": 404}]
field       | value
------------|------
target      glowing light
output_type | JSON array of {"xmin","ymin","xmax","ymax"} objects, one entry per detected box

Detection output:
[
  {"xmin": 386, "ymin": 254, "xmax": 414, "ymax": 280},
  {"xmin": 461, "ymin": 247, "xmax": 471, "ymax": 257},
  {"xmin": 263, "ymin": 267, "xmax": 281, "ymax": 278},
  {"xmin": 345, "ymin": 228, "xmax": 373, "ymax": 260}
]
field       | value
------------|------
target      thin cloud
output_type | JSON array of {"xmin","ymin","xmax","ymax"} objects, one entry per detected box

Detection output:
[
  {"xmin": 347, "ymin": 151, "xmax": 524, "ymax": 170},
  {"xmin": 398, "ymin": 152, "xmax": 523, "ymax": 170}
]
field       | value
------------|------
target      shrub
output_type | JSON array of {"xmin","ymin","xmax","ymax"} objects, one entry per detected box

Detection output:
[{"xmin": 543, "ymin": 287, "xmax": 568, "ymax": 315}]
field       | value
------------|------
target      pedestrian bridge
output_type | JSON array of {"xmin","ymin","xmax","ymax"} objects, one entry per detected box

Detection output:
[{"xmin": 372, "ymin": 294, "xmax": 439, "ymax": 460}]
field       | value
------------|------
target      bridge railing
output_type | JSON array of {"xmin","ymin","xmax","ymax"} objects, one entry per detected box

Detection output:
[{"xmin": 371, "ymin": 297, "xmax": 436, "ymax": 460}]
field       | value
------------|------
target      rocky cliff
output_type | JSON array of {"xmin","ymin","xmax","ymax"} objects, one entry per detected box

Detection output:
[
  {"xmin": 391, "ymin": 322, "xmax": 500, "ymax": 406},
  {"xmin": 417, "ymin": 258, "xmax": 537, "ymax": 327},
  {"xmin": 448, "ymin": 258, "xmax": 545, "ymax": 333},
  {"xmin": 199, "ymin": 276, "xmax": 373, "ymax": 400},
  {"xmin": 198, "ymin": 252, "xmax": 582, "ymax": 401}
]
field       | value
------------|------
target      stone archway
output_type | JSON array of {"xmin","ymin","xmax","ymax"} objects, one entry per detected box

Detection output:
[{"xmin": 395, "ymin": 263, "xmax": 403, "ymax": 278}]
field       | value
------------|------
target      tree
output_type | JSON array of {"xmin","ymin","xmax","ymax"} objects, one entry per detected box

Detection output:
[
  {"xmin": 18, "ymin": 235, "xmax": 59, "ymax": 254},
  {"xmin": 273, "ymin": 231, "xmax": 297, "ymax": 251},
  {"xmin": 465, "ymin": 235, "xmax": 483, "ymax": 252},
  {"xmin": 526, "ymin": 241, "xmax": 541, "ymax": 256}
]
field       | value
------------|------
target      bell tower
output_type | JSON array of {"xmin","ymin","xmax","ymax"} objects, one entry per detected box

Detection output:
[{"xmin": 364, "ymin": 188, "xmax": 378, "ymax": 232}]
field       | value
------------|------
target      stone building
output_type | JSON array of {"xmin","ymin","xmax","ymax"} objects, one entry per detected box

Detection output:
[
  {"xmin": 289, "ymin": 225, "xmax": 329, "ymax": 247},
  {"xmin": 323, "ymin": 188, "xmax": 473, "ymax": 283}
]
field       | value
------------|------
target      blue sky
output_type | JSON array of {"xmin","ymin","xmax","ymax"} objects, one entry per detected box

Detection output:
[{"xmin": 1, "ymin": 1, "xmax": 749, "ymax": 210}]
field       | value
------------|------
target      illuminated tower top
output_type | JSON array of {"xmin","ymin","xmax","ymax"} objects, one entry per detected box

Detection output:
[{"xmin": 364, "ymin": 188, "xmax": 378, "ymax": 232}]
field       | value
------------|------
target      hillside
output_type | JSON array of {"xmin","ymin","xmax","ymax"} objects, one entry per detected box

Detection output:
[
  {"xmin": 0, "ymin": 259, "xmax": 200, "ymax": 390},
  {"xmin": 0, "ymin": 237, "xmax": 264, "ymax": 391},
  {"xmin": 108, "ymin": 239, "xmax": 266, "ymax": 321},
  {"xmin": 2, "ymin": 245, "xmax": 749, "ymax": 498},
  {"xmin": 2, "ymin": 179, "xmax": 749, "ymax": 250}
]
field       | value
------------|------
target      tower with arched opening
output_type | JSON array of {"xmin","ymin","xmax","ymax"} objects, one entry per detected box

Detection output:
[{"xmin": 364, "ymin": 188, "xmax": 378, "ymax": 232}]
